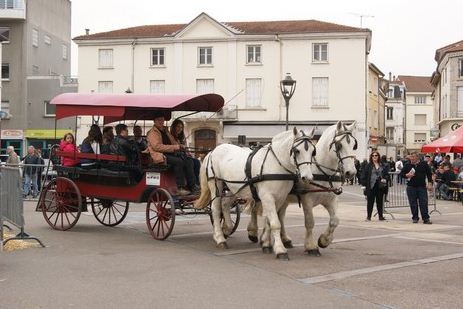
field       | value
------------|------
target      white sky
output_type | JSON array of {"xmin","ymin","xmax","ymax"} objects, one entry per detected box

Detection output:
[{"xmin": 71, "ymin": 0, "xmax": 461, "ymax": 78}]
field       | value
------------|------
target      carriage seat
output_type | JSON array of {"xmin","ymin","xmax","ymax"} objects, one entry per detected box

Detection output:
[{"xmin": 54, "ymin": 165, "xmax": 130, "ymax": 178}]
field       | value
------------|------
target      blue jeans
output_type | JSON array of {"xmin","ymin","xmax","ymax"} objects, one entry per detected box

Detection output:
[
  {"xmin": 406, "ymin": 186, "xmax": 430, "ymax": 221},
  {"xmin": 23, "ymin": 172, "xmax": 38, "ymax": 196}
]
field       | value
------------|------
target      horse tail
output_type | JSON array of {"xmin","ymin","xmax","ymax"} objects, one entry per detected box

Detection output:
[{"xmin": 194, "ymin": 153, "xmax": 212, "ymax": 209}]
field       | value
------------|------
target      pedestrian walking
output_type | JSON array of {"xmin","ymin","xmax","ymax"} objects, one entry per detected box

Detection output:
[
  {"xmin": 22, "ymin": 145, "xmax": 40, "ymax": 198},
  {"xmin": 395, "ymin": 157, "xmax": 404, "ymax": 184},
  {"xmin": 36, "ymin": 149, "xmax": 45, "ymax": 193},
  {"xmin": 6, "ymin": 146, "xmax": 20, "ymax": 166},
  {"xmin": 360, "ymin": 151, "xmax": 389, "ymax": 221},
  {"xmin": 401, "ymin": 151, "xmax": 433, "ymax": 224}
]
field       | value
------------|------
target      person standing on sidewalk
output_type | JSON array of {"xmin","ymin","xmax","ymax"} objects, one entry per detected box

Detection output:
[
  {"xmin": 22, "ymin": 145, "xmax": 40, "ymax": 198},
  {"xmin": 360, "ymin": 151, "xmax": 389, "ymax": 221},
  {"xmin": 401, "ymin": 151, "xmax": 433, "ymax": 224},
  {"xmin": 6, "ymin": 146, "xmax": 20, "ymax": 166}
]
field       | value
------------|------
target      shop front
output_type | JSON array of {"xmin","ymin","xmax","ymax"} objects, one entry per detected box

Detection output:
[
  {"xmin": 0, "ymin": 129, "xmax": 24, "ymax": 159},
  {"xmin": 25, "ymin": 129, "xmax": 73, "ymax": 158}
]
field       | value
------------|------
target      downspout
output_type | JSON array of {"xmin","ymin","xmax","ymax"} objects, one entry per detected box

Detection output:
[
  {"xmin": 131, "ymin": 39, "xmax": 137, "ymax": 92},
  {"xmin": 276, "ymin": 34, "xmax": 283, "ymax": 122}
]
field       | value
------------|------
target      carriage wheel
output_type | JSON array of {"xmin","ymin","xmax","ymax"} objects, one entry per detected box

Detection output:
[
  {"xmin": 209, "ymin": 199, "xmax": 241, "ymax": 236},
  {"xmin": 146, "ymin": 188, "xmax": 175, "ymax": 240},
  {"xmin": 40, "ymin": 177, "xmax": 82, "ymax": 231},
  {"xmin": 91, "ymin": 198, "xmax": 129, "ymax": 227}
]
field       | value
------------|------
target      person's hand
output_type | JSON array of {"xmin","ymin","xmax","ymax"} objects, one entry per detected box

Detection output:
[
  {"xmin": 427, "ymin": 183, "xmax": 433, "ymax": 192},
  {"xmin": 405, "ymin": 172, "xmax": 414, "ymax": 179}
]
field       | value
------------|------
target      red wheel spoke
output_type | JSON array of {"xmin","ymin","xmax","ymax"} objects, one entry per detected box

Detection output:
[
  {"xmin": 159, "ymin": 217, "xmax": 164, "ymax": 236},
  {"xmin": 151, "ymin": 218, "xmax": 160, "ymax": 231},
  {"xmin": 53, "ymin": 211, "xmax": 60, "ymax": 226},
  {"xmin": 63, "ymin": 211, "xmax": 72, "ymax": 227},
  {"xmin": 95, "ymin": 206, "xmax": 105, "ymax": 217},
  {"xmin": 113, "ymin": 204, "xmax": 124, "ymax": 216}
]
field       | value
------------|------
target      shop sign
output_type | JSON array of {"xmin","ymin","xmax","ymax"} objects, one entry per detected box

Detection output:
[{"xmin": 1, "ymin": 129, "xmax": 24, "ymax": 139}]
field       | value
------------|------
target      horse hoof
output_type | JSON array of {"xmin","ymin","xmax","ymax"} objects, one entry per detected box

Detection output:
[
  {"xmin": 276, "ymin": 253, "xmax": 290, "ymax": 261},
  {"xmin": 217, "ymin": 242, "xmax": 229, "ymax": 249},
  {"xmin": 283, "ymin": 240, "xmax": 293, "ymax": 249},
  {"xmin": 306, "ymin": 249, "xmax": 321, "ymax": 257},
  {"xmin": 248, "ymin": 235, "xmax": 258, "ymax": 243},
  {"xmin": 318, "ymin": 237, "xmax": 328, "ymax": 249},
  {"xmin": 224, "ymin": 234, "xmax": 229, "ymax": 239},
  {"xmin": 262, "ymin": 246, "xmax": 273, "ymax": 254}
]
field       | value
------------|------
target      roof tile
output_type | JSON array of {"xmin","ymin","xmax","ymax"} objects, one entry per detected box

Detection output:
[{"xmin": 397, "ymin": 75, "xmax": 433, "ymax": 92}]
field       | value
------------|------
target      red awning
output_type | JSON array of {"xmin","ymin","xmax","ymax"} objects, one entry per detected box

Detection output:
[
  {"xmin": 50, "ymin": 93, "xmax": 224, "ymax": 121},
  {"xmin": 421, "ymin": 125, "xmax": 463, "ymax": 153}
]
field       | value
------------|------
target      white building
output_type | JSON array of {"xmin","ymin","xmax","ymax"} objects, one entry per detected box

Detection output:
[
  {"xmin": 385, "ymin": 78, "xmax": 406, "ymax": 157},
  {"xmin": 74, "ymin": 13, "xmax": 371, "ymax": 156},
  {"xmin": 397, "ymin": 75, "xmax": 434, "ymax": 152}
]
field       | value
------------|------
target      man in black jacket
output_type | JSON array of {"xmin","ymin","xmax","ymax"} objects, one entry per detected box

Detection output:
[
  {"xmin": 401, "ymin": 152, "xmax": 433, "ymax": 224},
  {"xmin": 110, "ymin": 124, "xmax": 142, "ymax": 181},
  {"xmin": 22, "ymin": 145, "xmax": 40, "ymax": 198}
]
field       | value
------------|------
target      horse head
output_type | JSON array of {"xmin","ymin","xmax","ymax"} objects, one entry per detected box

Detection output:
[
  {"xmin": 290, "ymin": 127, "xmax": 316, "ymax": 183},
  {"xmin": 328, "ymin": 121, "xmax": 358, "ymax": 180}
]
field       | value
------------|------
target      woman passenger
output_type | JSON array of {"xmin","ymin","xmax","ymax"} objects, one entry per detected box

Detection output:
[
  {"xmin": 170, "ymin": 119, "xmax": 200, "ymax": 184},
  {"xmin": 80, "ymin": 124, "xmax": 102, "ymax": 166},
  {"xmin": 59, "ymin": 132, "xmax": 80, "ymax": 167}
]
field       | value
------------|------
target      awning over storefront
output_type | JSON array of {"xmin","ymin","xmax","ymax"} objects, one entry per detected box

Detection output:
[
  {"xmin": 223, "ymin": 121, "xmax": 340, "ymax": 140},
  {"xmin": 25, "ymin": 129, "xmax": 73, "ymax": 139},
  {"xmin": 1, "ymin": 129, "xmax": 24, "ymax": 139}
]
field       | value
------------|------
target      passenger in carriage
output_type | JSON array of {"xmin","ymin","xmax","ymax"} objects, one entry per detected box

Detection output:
[
  {"xmin": 132, "ymin": 125, "xmax": 148, "ymax": 153},
  {"xmin": 147, "ymin": 113, "xmax": 199, "ymax": 196},
  {"xmin": 80, "ymin": 124, "xmax": 102, "ymax": 167},
  {"xmin": 109, "ymin": 123, "xmax": 142, "ymax": 181},
  {"xmin": 59, "ymin": 132, "xmax": 80, "ymax": 167},
  {"xmin": 170, "ymin": 119, "xmax": 200, "ymax": 185},
  {"xmin": 101, "ymin": 126, "xmax": 114, "ymax": 154}
]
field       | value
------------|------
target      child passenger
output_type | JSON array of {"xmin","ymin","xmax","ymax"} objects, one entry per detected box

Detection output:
[{"xmin": 59, "ymin": 132, "xmax": 80, "ymax": 166}]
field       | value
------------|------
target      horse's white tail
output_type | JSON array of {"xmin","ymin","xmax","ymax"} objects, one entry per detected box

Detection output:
[{"xmin": 194, "ymin": 154, "xmax": 211, "ymax": 209}]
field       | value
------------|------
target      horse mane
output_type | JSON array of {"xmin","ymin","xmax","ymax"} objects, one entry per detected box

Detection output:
[{"xmin": 316, "ymin": 124, "xmax": 336, "ymax": 149}]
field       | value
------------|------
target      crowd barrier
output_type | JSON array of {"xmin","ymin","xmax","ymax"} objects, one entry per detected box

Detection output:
[
  {"xmin": 383, "ymin": 171, "xmax": 440, "ymax": 219},
  {"xmin": 0, "ymin": 166, "xmax": 45, "ymax": 250}
]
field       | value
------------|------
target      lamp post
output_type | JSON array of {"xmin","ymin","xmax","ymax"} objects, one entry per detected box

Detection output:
[{"xmin": 280, "ymin": 73, "xmax": 296, "ymax": 131}]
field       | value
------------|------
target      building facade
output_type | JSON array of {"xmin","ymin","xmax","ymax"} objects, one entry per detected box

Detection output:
[
  {"xmin": 397, "ymin": 75, "xmax": 434, "ymax": 153},
  {"xmin": 0, "ymin": 0, "xmax": 76, "ymax": 158},
  {"xmin": 367, "ymin": 63, "xmax": 387, "ymax": 152},
  {"xmin": 385, "ymin": 77, "xmax": 406, "ymax": 157},
  {"xmin": 431, "ymin": 40, "xmax": 463, "ymax": 137},
  {"xmin": 74, "ymin": 13, "xmax": 372, "ymax": 157}
]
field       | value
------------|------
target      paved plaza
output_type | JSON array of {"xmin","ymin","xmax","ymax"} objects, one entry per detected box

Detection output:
[{"xmin": 1, "ymin": 185, "xmax": 462, "ymax": 309}]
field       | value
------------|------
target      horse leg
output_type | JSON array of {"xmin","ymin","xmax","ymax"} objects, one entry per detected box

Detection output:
[
  {"xmin": 210, "ymin": 183, "xmax": 227, "ymax": 248},
  {"xmin": 278, "ymin": 202, "xmax": 293, "ymax": 249},
  {"xmin": 220, "ymin": 196, "xmax": 234, "ymax": 238},
  {"xmin": 263, "ymin": 200, "xmax": 288, "ymax": 260},
  {"xmin": 260, "ymin": 217, "xmax": 272, "ymax": 254},
  {"xmin": 318, "ymin": 199, "xmax": 339, "ymax": 249},
  {"xmin": 247, "ymin": 207, "xmax": 259, "ymax": 243},
  {"xmin": 302, "ymin": 198, "xmax": 320, "ymax": 256}
]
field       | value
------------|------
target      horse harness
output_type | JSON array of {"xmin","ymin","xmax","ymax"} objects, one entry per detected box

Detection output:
[{"xmin": 206, "ymin": 131, "xmax": 316, "ymax": 202}]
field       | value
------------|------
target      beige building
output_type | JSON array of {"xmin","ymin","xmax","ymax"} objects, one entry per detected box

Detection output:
[
  {"xmin": 367, "ymin": 63, "xmax": 387, "ymax": 150},
  {"xmin": 74, "ymin": 13, "xmax": 372, "ymax": 156},
  {"xmin": 397, "ymin": 75, "xmax": 434, "ymax": 152},
  {"xmin": 431, "ymin": 40, "xmax": 463, "ymax": 136}
]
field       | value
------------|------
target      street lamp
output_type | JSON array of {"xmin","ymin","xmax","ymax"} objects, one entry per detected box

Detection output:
[{"xmin": 280, "ymin": 73, "xmax": 296, "ymax": 130}]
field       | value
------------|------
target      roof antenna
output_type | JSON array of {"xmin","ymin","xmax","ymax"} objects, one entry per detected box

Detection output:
[{"xmin": 348, "ymin": 13, "xmax": 374, "ymax": 27}]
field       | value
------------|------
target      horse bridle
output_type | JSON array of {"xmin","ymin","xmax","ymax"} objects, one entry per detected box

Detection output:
[{"xmin": 290, "ymin": 130, "xmax": 317, "ymax": 172}]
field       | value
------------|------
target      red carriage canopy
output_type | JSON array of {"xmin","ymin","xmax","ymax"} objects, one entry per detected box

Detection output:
[
  {"xmin": 421, "ymin": 125, "xmax": 463, "ymax": 153},
  {"xmin": 50, "ymin": 93, "xmax": 225, "ymax": 122}
]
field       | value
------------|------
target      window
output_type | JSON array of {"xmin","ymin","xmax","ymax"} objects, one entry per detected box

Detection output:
[
  {"xmin": 245, "ymin": 78, "xmax": 262, "ymax": 108},
  {"xmin": 458, "ymin": 87, "xmax": 463, "ymax": 117},
  {"xmin": 386, "ymin": 127, "xmax": 394, "ymax": 141},
  {"xmin": 150, "ymin": 80, "xmax": 165, "ymax": 94},
  {"xmin": 196, "ymin": 79, "xmax": 214, "ymax": 94},
  {"xmin": 0, "ymin": 0, "xmax": 15, "ymax": 9},
  {"xmin": 32, "ymin": 29, "xmax": 38, "ymax": 47},
  {"xmin": 198, "ymin": 47, "xmax": 213, "ymax": 65},
  {"xmin": 150, "ymin": 48, "xmax": 165, "ymax": 66},
  {"xmin": 387, "ymin": 88, "xmax": 393, "ymax": 98},
  {"xmin": 247, "ymin": 45, "xmax": 261, "ymax": 64},
  {"xmin": 1, "ymin": 100, "xmax": 9, "ymax": 118},
  {"xmin": 44, "ymin": 100, "xmax": 55, "ymax": 117},
  {"xmin": 32, "ymin": 65, "xmax": 39, "ymax": 75},
  {"xmin": 386, "ymin": 107, "xmax": 393, "ymax": 120},
  {"xmin": 459, "ymin": 59, "xmax": 463, "ymax": 78},
  {"xmin": 2, "ymin": 63, "xmax": 9, "ymax": 80},
  {"xmin": 44, "ymin": 35, "xmax": 51, "ymax": 45},
  {"xmin": 98, "ymin": 81, "xmax": 113, "ymax": 93},
  {"xmin": 414, "ymin": 114, "xmax": 427, "ymax": 125},
  {"xmin": 414, "ymin": 96, "xmax": 426, "ymax": 104},
  {"xmin": 312, "ymin": 77, "xmax": 329, "ymax": 107},
  {"xmin": 414, "ymin": 133, "xmax": 426, "ymax": 143},
  {"xmin": 312, "ymin": 43, "xmax": 328, "ymax": 62},
  {"xmin": 0, "ymin": 27, "xmax": 10, "ymax": 43},
  {"xmin": 98, "ymin": 49, "xmax": 113, "ymax": 68},
  {"xmin": 62, "ymin": 44, "xmax": 68, "ymax": 60}
]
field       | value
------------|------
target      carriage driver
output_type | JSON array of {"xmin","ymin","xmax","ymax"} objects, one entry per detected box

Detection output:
[{"xmin": 146, "ymin": 112, "xmax": 199, "ymax": 196}]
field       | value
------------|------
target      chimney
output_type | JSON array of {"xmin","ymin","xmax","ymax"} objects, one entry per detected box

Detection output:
[
  {"xmin": 388, "ymin": 72, "xmax": 392, "ymax": 81},
  {"xmin": 85, "ymin": 28, "xmax": 90, "ymax": 35}
]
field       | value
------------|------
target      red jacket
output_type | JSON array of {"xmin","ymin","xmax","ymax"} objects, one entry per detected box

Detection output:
[{"xmin": 59, "ymin": 140, "xmax": 80, "ymax": 167}]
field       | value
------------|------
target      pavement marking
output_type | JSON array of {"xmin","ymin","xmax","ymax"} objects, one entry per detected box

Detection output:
[
  {"xmin": 297, "ymin": 252, "xmax": 463, "ymax": 284},
  {"xmin": 341, "ymin": 191, "xmax": 366, "ymax": 198},
  {"xmin": 394, "ymin": 235, "xmax": 463, "ymax": 246},
  {"xmin": 214, "ymin": 233, "xmax": 399, "ymax": 256}
]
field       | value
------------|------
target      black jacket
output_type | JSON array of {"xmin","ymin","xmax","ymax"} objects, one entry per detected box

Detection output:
[
  {"xmin": 360, "ymin": 162, "xmax": 390, "ymax": 195},
  {"xmin": 400, "ymin": 160, "xmax": 432, "ymax": 187},
  {"xmin": 110, "ymin": 135, "xmax": 139, "ymax": 165},
  {"xmin": 22, "ymin": 154, "xmax": 40, "ymax": 175}
]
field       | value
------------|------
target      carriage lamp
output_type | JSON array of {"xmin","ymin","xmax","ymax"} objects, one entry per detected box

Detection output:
[{"xmin": 280, "ymin": 73, "xmax": 296, "ymax": 130}]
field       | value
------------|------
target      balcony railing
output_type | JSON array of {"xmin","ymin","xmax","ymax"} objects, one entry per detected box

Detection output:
[{"xmin": 0, "ymin": 0, "xmax": 25, "ymax": 20}]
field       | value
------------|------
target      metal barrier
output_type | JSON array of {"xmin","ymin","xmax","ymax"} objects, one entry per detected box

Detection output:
[
  {"xmin": 383, "ymin": 172, "xmax": 440, "ymax": 219},
  {"xmin": 0, "ymin": 166, "xmax": 45, "ymax": 249}
]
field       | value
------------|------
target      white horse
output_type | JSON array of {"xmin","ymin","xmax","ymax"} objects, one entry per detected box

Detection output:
[
  {"xmin": 194, "ymin": 128, "xmax": 316, "ymax": 260},
  {"xmin": 248, "ymin": 121, "xmax": 358, "ymax": 256}
]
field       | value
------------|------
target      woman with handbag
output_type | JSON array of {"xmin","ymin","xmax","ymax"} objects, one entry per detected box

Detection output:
[{"xmin": 360, "ymin": 151, "xmax": 390, "ymax": 221}]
